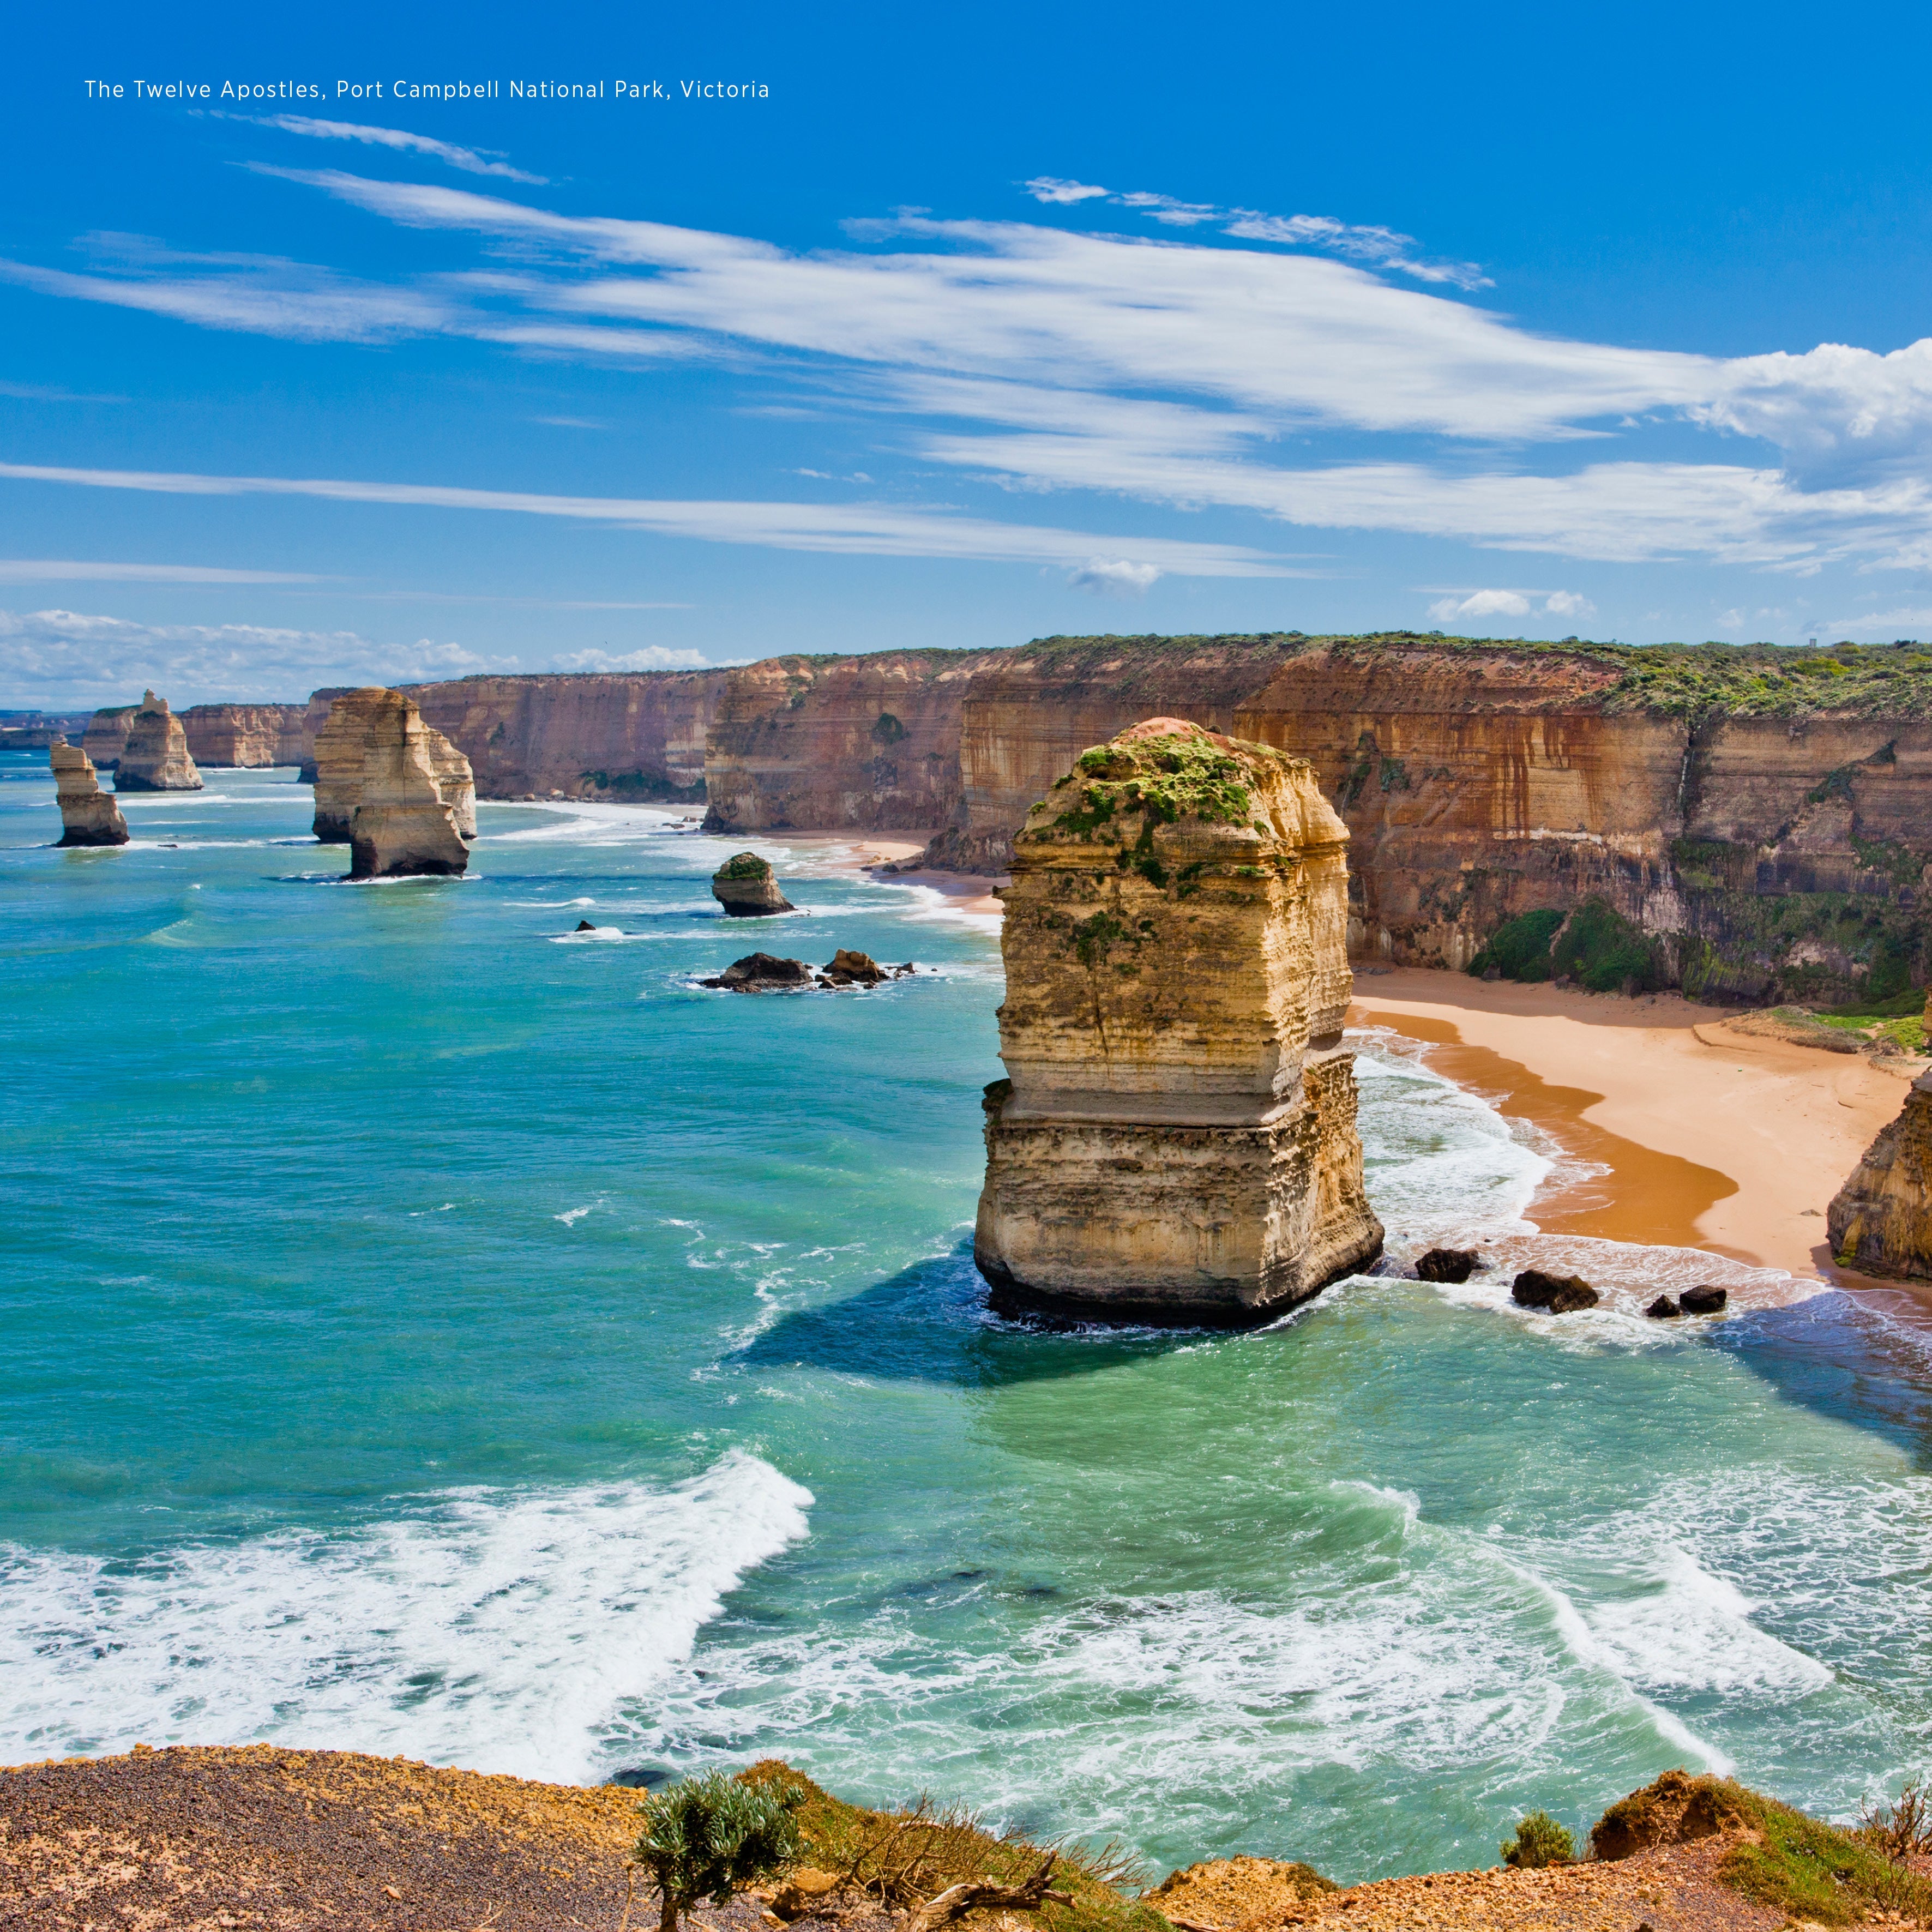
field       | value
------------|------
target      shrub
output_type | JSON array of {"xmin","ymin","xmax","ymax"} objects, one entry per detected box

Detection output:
[
  {"xmin": 1501, "ymin": 1810, "xmax": 1574, "ymax": 1868},
  {"xmin": 1550, "ymin": 897, "xmax": 1662, "ymax": 994},
  {"xmin": 1466, "ymin": 908, "xmax": 1565, "ymax": 981},
  {"xmin": 635, "ymin": 1770, "xmax": 804, "ymax": 1932}
]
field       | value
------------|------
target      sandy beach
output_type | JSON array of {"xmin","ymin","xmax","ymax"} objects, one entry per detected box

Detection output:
[
  {"xmin": 1351, "ymin": 967, "xmax": 1918, "ymax": 1281},
  {"xmin": 761, "ymin": 830, "xmax": 1007, "ymax": 916}
]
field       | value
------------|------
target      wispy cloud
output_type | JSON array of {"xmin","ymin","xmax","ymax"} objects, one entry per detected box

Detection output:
[
  {"xmin": 1024, "ymin": 176, "xmax": 1490, "ymax": 288},
  {"xmin": 249, "ymin": 114, "xmax": 547, "ymax": 184},
  {"xmin": 1426, "ymin": 587, "xmax": 1598, "ymax": 623},
  {"xmin": 1068, "ymin": 558, "xmax": 1163, "ymax": 595},
  {"xmin": 0, "ymin": 559, "xmax": 320, "ymax": 583},
  {"xmin": 557, "ymin": 646, "xmax": 706, "ymax": 671},
  {"xmin": 0, "ymin": 379, "xmax": 128, "ymax": 402},
  {"xmin": 0, "ymin": 460, "xmax": 1305, "ymax": 577}
]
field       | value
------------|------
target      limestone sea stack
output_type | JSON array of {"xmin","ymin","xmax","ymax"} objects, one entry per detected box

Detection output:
[
  {"xmin": 712, "ymin": 851, "xmax": 794, "ymax": 915},
  {"xmin": 1828, "ymin": 1070, "xmax": 1932, "ymax": 1278},
  {"xmin": 47, "ymin": 738, "xmax": 129, "ymax": 846},
  {"xmin": 112, "ymin": 691, "xmax": 202, "ymax": 791},
  {"xmin": 974, "ymin": 718, "xmax": 1383, "ymax": 1323},
  {"xmin": 309, "ymin": 688, "xmax": 471, "ymax": 878},
  {"xmin": 312, "ymin": 688, "xmax": 475, "ymax": 847}
]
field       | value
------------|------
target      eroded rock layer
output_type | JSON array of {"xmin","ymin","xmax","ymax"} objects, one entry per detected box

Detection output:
[
  {"xmin": 49, "ymin": 738, "xmax": 130, "ymax": 846},
  {"xmin": 712, "ymin": 851, "xmax": 794, "ymax": 914},
  {"xmin": 310, "ymin": 688, "xmax": 472, "ymax": 877},
  {"xmin": 113, "ymin": 692, "xmax": 203, "ymax": 791},
  {"xmin": 1828, "ymin": 1072, "xmax": 1932, "ymax": 1278},
  {"xmin": 180, "ymin": 702, "xmax": 308, "ymax": 767},
  {"xmin": 975, "ymin": 718, "xmax": 1383, "ymax": 1321}
]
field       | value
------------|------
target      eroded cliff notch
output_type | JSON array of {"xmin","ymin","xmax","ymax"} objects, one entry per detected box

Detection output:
[
  {"xmin": 974, "ymin": 718, "xmax": 1383, "ymax": 1322},
  {"xmin": 310, "ymin": 688, "xmax": 473, "ymax": 879},
  {"xmin": 49, "ymin": 738, "xmax": 130, "ymax": 847}
]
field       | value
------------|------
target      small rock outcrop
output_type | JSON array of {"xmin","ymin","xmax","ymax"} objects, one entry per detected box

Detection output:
[
  {"xmin": 1645, "ymin": 1295, "xmax": 1682, "ymax": 1319},
  {"xmin": 1415, "ymin": 1247, "xmax": 1478, "ymax": 1284},
  {"xmin": 701, "ymin": 952, "xmax": 815, "ymax": 991},
  {"xmin": 1678, "ymin": 1283, "xmax": 1728, "ymax": 1314},
  {"xmin": 312, "ymin": 688, "xmax": 475, "ymax": 846},
  {"xmin": 112, "ymin": 692, "xmax": 202, "ymax": 792},
  {"xmin": 820, "ymin": 949, "xmax": 889, "ymax": 986},
  {"xmin": 48, "ymin": 738, "xmax": 129, "ymax": 846},
  {"xmin": 974, "ymin": 718, "xmax": 1383, "ymax": 1324},
  {"xmin": 1828, "ymin": 1073, "xmax": 1932, "ymax": 1278},
  {"xmin": 711, "ymin": 852, "xmax": 794, "ymax": 916},
  {"xmin": 1512, "ymin": 1268, "xmax": 1600, "ymax": 1313}
]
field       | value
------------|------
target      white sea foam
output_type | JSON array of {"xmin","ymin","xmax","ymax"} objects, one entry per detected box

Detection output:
[{"xmin": 0, "ymin": 1450, "xmax": 812, "ymax": 1781}]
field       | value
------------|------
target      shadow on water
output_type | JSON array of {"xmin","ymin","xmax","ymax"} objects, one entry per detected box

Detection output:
[
  {"xmin": 736, "ymin": 1238, "xmax": 1239, "ymax": 1388},
  {"xmin": 1712, "ymin": 1291, "xmax": 1932, "ymax": 1469}
]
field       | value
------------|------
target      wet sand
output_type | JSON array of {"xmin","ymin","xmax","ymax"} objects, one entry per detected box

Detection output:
[
  {"xmin": 1351, "ymin": 967, "xmax": 1918, "ymax": 1278},
  {"xmin": 762, "ymin": 830, "xmax": 1006, "ymax": 916}
]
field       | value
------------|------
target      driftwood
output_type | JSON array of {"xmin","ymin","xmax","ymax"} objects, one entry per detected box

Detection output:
[{"xmin": 906, "ymin": 1856, "xmax": 1071, "ymax": 1932}]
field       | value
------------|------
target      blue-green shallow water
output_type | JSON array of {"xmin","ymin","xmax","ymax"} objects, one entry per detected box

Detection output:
[{"xmin": 3, "ymin": 748, "xmax": 1932, "ymax": 1882}]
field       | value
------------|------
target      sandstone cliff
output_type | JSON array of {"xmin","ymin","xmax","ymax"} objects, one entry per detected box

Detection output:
[
  {"xmin": 1828, "ymin": 1072, "xmax": 1932, "ymax": 1278},
  {"xmin": 48, "ymin": 738, "xmax": 129, "ymax": 846},
  {"xmin": 975, "ymin": 718, "xmax": 1383, "ymax": 1321},
  {"xmin": 180, "ymin": 702, "xmax": 307, "ymax": 767},
  {"xmin": 81, "ymin": 704, "xmax": 137, "ymax": 769},
  {"xmin": 310, "ymin": 688, "xmax": 472, "ymax": 875},
  {"xmin": 313, "ymin": 688, "xmax": 474, "ymax": 845},
  {"xmin": 713, "ymin": 851, "xmax": 795, "ymax": 915},
  {"xmin": 113, "ymin": 691, "xmax": 203, "ymax": 791},
  {"xmin": 0, "ymin": 710, "xmax": 92, "ymax": 751},
  {"xmin": 296, "ymin": 687, "xmax": 354, "ymax": 784},
  {"xmin": 702, "ymin": 649, "xmax": 1000, "ymax": 832}
]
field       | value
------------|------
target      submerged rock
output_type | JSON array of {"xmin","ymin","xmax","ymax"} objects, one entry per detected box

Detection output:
[
  {"xmin": 1415, "ymin": 1247, "xmax": 1478, "ymax": 1284},
  {"xmin": 112, "ymin": 691, "xmax": 202, "ymax": 792},
  {"xmin": 1512, "ymin": 1268, "xmax": 1600, "ymax": 1313},
  {"xmin": 312, "ymin": 688, "xmax": 474, "ymax": 846},
  {"xmin": 47, "ymin": 738, "xmax": 129, "ymax": 846},
  {"xmin": 1645, "ymin": 1294, "xmax": 1683, "ymax": 1319},
  {"xmin": 1678, "ymin": 1283, "xmax": 1728, "ymax": 1314},
  {"xmin": 974, "ymin": 718, "xmax": 1383, "ymax": 1325},
  {"xmin": 712, "ymin": 851, "xmax": 794, "ymax": 916},
  {"xmin": 701, "ymin": 952, "xmax": 815, "ymax": 991},
  {"xmin": 1828, "ymin": 1073, "xmax": 1932, "ymax": 1279}
]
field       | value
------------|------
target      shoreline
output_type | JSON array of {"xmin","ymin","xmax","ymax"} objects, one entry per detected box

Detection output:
[
  {"xmin": 757, "ymin": 828, "xmax": 1006, "ymax": 916},
  {"xmin": 1351, "ymin": 967, "xmax": 1917, "ymax": 1282}
]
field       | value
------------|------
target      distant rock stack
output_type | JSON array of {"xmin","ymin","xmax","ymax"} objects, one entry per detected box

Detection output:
[
  {"xmin": 312, "ymin": 688, "xmax": 474, "ymax": 851},
  {"xmin": 81, "ymin": 705, "xmax": 138, "ymax": 771},
  {"xmin": 974, "ymin": 718, "xmax": 1383, "ymax": 1323},
  {"xmin": 711, "ymin": 852, "xmax": 794, "ymax": 915},
  {"xmin": 112, "ymin": 692, "xmax": 203, "ymax": 792},
  {"xmin": 1828, "ymin": 1072, "xmax": 1932, "ymax": 1278},
  {"xmin": 309, "ymin": 688, "xmax": 472, "ymax": 877},
  {"xmin": 47, "ymin": 738, "xmax": 130, "ymax": 846}
]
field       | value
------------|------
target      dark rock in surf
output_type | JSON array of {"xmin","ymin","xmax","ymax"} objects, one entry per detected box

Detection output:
[
  {"xmin": 1645, "ymin": 1294, "xmax": 1683, "ymax": 1319},
  {"xmin": 701, "ymin": 952, "xmax": 815, "ymax": 992},
  {"xmin": 1512, "ymin": 1268, "xmax": 1600, "ymax": 1313},
  {"xmin": 1678, "ymin": 1283, "xmax": 1728, "ymax": 1314},
  {"xmin": 576, "ymin": 920, "xmax": 597, "ymax": 931},
  {"xmin": 1415, "ymin": 1247, "xmax": 1478, "ymax": 1284}
]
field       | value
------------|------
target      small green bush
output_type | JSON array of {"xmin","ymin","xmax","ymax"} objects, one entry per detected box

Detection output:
[
  {"xmin": 635, "ymin": 1770, "xmax": 804, "ymax": 1932},
  {"xmin": 1501, "ymin": 1810, "xmax": 1574, "ymax": 1868},
  {"xmin": 1550, "ymin": 897, "xmax": 1662, "ymax": 993},
  {"xmin": 1466, "ymin": 908, "xmax": 1565, "ymax": 981}
]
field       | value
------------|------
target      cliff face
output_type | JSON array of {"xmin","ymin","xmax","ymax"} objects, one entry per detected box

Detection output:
[
  {"xmin": 1828, "ymin": 1072, "xmax": 1932, "ymax": 1277},
  {"xmin": 180, "ymin": 703, "xmax": 307, "ymax": 767},
  {"xmin": 81, "ymin": 706, "xmax": 137, "ymax": 769},
  {"xmin": 49, "ymin": 738, "xmax": 130, "ymax": 846},
  {"xmin": 975, "ymin": 719, "xmax": 1382, "ymax": 1322},
  {"xmin": 934, "ymin": 635, "xmax": 1307, "ymax": 870},
  {"xmin": 405, "ymin": 671, "xmax": 727, "ymax": 803},
  {"xmin": 113, "ymin": 691, "xmax": 203, "ymax": 792},
  {"xmin": 0, "ymin": 711, "xmax": 92, "ymax": 751},
  {"xmin": 702, "ymin": 651, "xmax": 1001, "ymax": 832}
]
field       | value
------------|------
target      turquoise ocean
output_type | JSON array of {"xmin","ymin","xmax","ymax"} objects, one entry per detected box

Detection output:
[{"xmin": 4, "ymin": 749, "xmax": 1932, "ymax": 1882}]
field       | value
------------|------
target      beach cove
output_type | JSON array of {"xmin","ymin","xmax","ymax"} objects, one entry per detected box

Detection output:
[{"xmin": 4, "ymin": 754, "xmax": 1932, "ymax": 1886}]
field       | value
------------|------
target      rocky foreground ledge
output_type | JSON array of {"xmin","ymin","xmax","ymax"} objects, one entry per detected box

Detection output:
[{"xmin": 5, "ymin": 1748, "xmax": 1929, "ymax": 1931}]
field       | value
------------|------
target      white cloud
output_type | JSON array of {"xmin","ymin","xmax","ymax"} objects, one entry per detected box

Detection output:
[
  {"xmin": 0, "ymin": 559, "xmax": 320, "ymax": 583},
  {"xmin": 0, "ymin": 606, "xmax": 496, "ymax": 705},
  {"xmin": 1068, "ymin": 558, "xmax": 1161, "ymax": 595},
  {"xmin": 0, "ymin": 460, "xmax": 1305, "ymax": 577},
  {"xmin": 253, "ymin": 115, "xmax": 547, "ymax": 184},
  {"xmin": 1429, "ymin": 588, "xmax": 1532, "ymax": 621},
  {"xmin": 1542, "ymin": 589, "xmax": 1596, "ymax": 618},
  {"xmin": 558, "ymin": 645, "xmax": 708, "ymax": 671},
  {"xmin": 1023, "ymin": 177, "xmax": 1111, "ymax": 203}
]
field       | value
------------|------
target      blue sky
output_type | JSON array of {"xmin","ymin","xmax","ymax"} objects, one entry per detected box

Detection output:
[{"xmin": 7, "ymin": 0, "xmax": 1932, "ymax": 704}]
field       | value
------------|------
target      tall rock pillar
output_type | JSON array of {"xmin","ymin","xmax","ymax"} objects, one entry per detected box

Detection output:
[
  {"xmin": 975, "ymin": 718, "xmax": 1382, "ymax": 1322},
  {"xmin": 49, "ymin": 738, "xmax": 130, "ymax": 846},
  {"xmin": 113, "ymin": 691, "xmax": 202, "ymax": 792}
]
